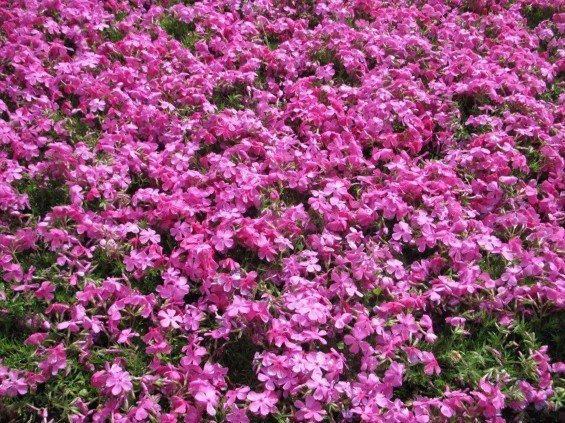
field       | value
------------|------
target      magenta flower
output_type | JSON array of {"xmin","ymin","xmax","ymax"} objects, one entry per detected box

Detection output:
[
  {"xmin": 1, "ymin": 372, "xmax": 28, "ymax": 396},
  {"xmin": 89, "ymin": 99, "xmax": 106, "ymax": 112},
  {"xmin": 34, "ymin": 281, "xmax": 55, "ymax": 301},
  {"xmin": 24, "ymin": 333, "xmax": 49, "ymax": 346},
  {"xmin": 421, "ymin": 352, "xmax": 441, "ymax": 376},
  {"xmin": 226, "ymin": 407, "xmax": 250, "ymax": 423},
  {"xmin": 0, "ymin": 0, "xmax": 563, "ymax": 420},
  {"xmin": 247, "ymin": 391, "xmax": 278, "ymax": 417},
  {"xmin": 123, "ymin": 250, "xmax": 151, "ymax": 272},
  {"xmin": 105, "ymin": 364, "xmax": 133, "ymax": 396},
  {"xmin": 212, "ymin": 229, "xmax": 234, "ymax": 252},
  {"xmin": 194, "ymin": 385, "xmax": 219, "ymax": 416},
  {"xmin": 392, "ymin": 222, "xmax": 412, "ymax": 242},
  {"xmin": 295, "ymin": 396, "xmax": 326, "ymax": 422},
  {"xmin": 117, "ymin": 329, "xmax": 139, "ymax": 345},
  {"xmin": 38, "ymin": 344, "xmax": 67, "ymax": 376},
  {"xmin": 158, "ymin": 309, "xmax": 182, "ymax": 329},
  {"xmin": 139, "ymin": 229, "xmax": 161, "ymax": 244}
]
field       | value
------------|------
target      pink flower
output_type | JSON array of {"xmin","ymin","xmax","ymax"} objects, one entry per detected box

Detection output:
[
  {"xmin": 0, "ymin": 0, "xmax": 563, "ymax": 419},
  {"xmin": 139, "ymin": 229, "xmax": 160, "ymax": 244},
  {"xmin": 2, "ymin": 263, "xmax": 23, "ymax": 282},
  {"xmin": 89, "ymin": 98, "xmax": 106, "ymax": 112},
  {"xmin": 392, "ymin": 314, "xmax": 419, "ymax": 339},
  {"xmin": 226, "ymin": 407, "xmax": 250, "ymax": 423},
  {"xmin": 132, "ymin": 397, "xmax": 161, "ymax": 421},
  {"xmin": 157, "ymin": 274, "xmax": 189, "ymax": 303},
  {"xmin": 385, "ymin": 259, "xmax": 405, "ymax": 279},
  {"xmin": 445, "ymin": 317, "xmax": 466, "ymax": 327},
  {"xmin": 402, "ymin": 346, "xmax": 422, "ymax": 364},
  {"xmin": 384, "ymin": 362, "xmax": 405, "ymax": 387},
  {"xmin": 171, "ymin": 221, "xmax": 192, "ymax": 240},
  {"xmin": 38, "ymin": 343, "xmax": 67, "ymax": 376},
  {"xmin": 24, "ymin": 332, "xmax": 49, "ymax": 345},
  {"xmin": 553, "ymin": 362, "xmax": 565, "ymax": 373},
  {"xmin": 105, "ymin": 364, "xmax": 133, "ymax": 396},
  {"xmin": 34, "ymin": 281, "xmax": 55, "ymax": 301},
  {"xmin": 158, "ymin": 309, "xmax": 182, "ymax": 329},
  {"xmin": 1, "ymin": 372, "xmax": 28, "ymax": 396},
  {"xmin": 256, "ymin": 235, "xmax": 276, "ymax": 262},
  {"xmin": 123, "ymin": 250, "xmax": 151, "ymax": 272},
  {"xmin": 0, "ymin": 371, "xmax": 28, "ymax": 397},
  {"xmin": 421, "ymin": 352, "xmax": 441, "ymax": 376},
  {"xmin": 194, "ymin": 385, "xmax": 219, "ymax": 416},
  {"xmin": 247, "ymin": 391, "xmax": 278, "ymax": 417},
  {"xmin": 392, "ymin": 222, "xmax": 412, "ymax": 242},
  {"xmin": 295, "ymin": 396, "xmax": 326, "ymax": 422},
  {"xmin": 212, "ymin": 229, "xmax": 234, "ymax": 252},
  {"xmin": 117, "ymin": 329, "xmax": 139, "ymax": 345}
]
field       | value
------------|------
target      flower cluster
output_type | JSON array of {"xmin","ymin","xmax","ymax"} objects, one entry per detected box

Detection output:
[{"xmin": 0, "ymin": 0, "xmax": 564, "ymax": 421}]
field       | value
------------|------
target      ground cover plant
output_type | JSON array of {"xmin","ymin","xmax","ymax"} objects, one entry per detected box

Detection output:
[{"xmin": 0, "ymin": 0, "xmax": 564, "ymax": 421}]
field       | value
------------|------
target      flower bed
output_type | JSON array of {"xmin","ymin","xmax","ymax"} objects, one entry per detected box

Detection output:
[{"xmin": 0, "ymin": 0, "xmax": 564, "ymax": 421}]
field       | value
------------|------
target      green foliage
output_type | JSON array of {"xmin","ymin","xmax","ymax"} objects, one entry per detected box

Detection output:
[
  {"xmin": 453, "ymin": 93, "xmax": 488, "ymax": 124},
  {"xmin": 310, "ymin": 48, "xmax": 360, "ymax": 87},
  {"xmin": 537, "ymin": 79, "xmax": 563, "ymax": 104},
  {"xmin": 91, "ymin": 247, "xmax": 126, "ymax": 278},
  {"xmin": 400, "ymin": 309, "xmax": 565, "ymax": 413},
  {"xmin": 392, "ymin": 118, "xmax": 407, "ymax": 133},
  {"xmin": 0, "ymin": 275, "xmax": 155, "ymax": 421},
  {"xmin": 229, "ymin": 245, "xmax": 265, "ymax": 272},
  {"xmin": 135, "ymin": 267, "xmax": 162, "ymax": 295},
  {"xmin": 253, "ymin": 64, "xmax": 269, "ymax": 91},
  {"xmin": 0, "ymin": 289, "xmax": 83, "ymax": 420},
  {"xmin": 0, "ymin": 368, "xmax": 97, "ymax": 422},
  {"xmin": 278, "ymin": 187, "xmax": 310, "ymax": 207},
  {"xmin": 511, "ymin": 143, "xmax": 547, "ymax": 183},
  {"xmin": 0, "ymin": 310, "xmax": 37, "ymax": 371},
  {"xmin": 0, "ymin": 344, "xmax": 125, "ymax": 422},
  {"xmin": 263, "ymin": 33, "xmax": 280, "ymax": 51},
  {"xmin": 433, "ymin": 316, "xmax": 537, "ymax": 387},
  {"xmin": 16, "ymin": 249, "xmax": 58, "ymax": 274},
  {"xmin": 115, "ymin": 11, "xmax": 128, "ymax": 22},
  {"xmin": 125, "ymin": 172, "xmax": 154, "ymax": 196},
  {"xmin": 0, "ymin": 92, "xmax": 16, "ymax": 118},
  {"xmin": 159, "ymin": 16, "xmax": 199, "ymax": 49},
  {"xmin": 21, "ymin": 180, "xmax": 70, "ymax": 217},
  {"xmin": 523, "ymin": 145, "xmax": 545, "ymax": 174},
  {"xmin": 453, "ymin": 120, "xmax": 471, "ymax": 142},
  {"xmin": 478, "ymin": 253, "xmax": 507, "ymax": 280},
  {"xmin": 525, "ymin": 309, "xmax": 565, "ymax": 363},
  {"xmin": 103, "ymin": 25, "xmax": 126, "ymax": 43},
  {"xmin": 362, "ymin": 287, "xmax": 385, "ymax": 309},
  {"xmin": 400, "ymin": 244, "xmax": 438, "ymax": 265},
  {"xmin": 210, "ymin": 83, "xmax": 247, "ymax": 111},
  {"xmin": 523, "ymin": 5, "xmax": 555, "ymax": 30},
  {"xmin": 213, "ymin": 333, "xmax": 260, "ymax": 388}
]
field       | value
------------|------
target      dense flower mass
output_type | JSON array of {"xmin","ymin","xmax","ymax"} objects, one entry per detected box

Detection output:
[{"xmin": 0, "ymin": 0, "xmax": 564, "ymax": 421}]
